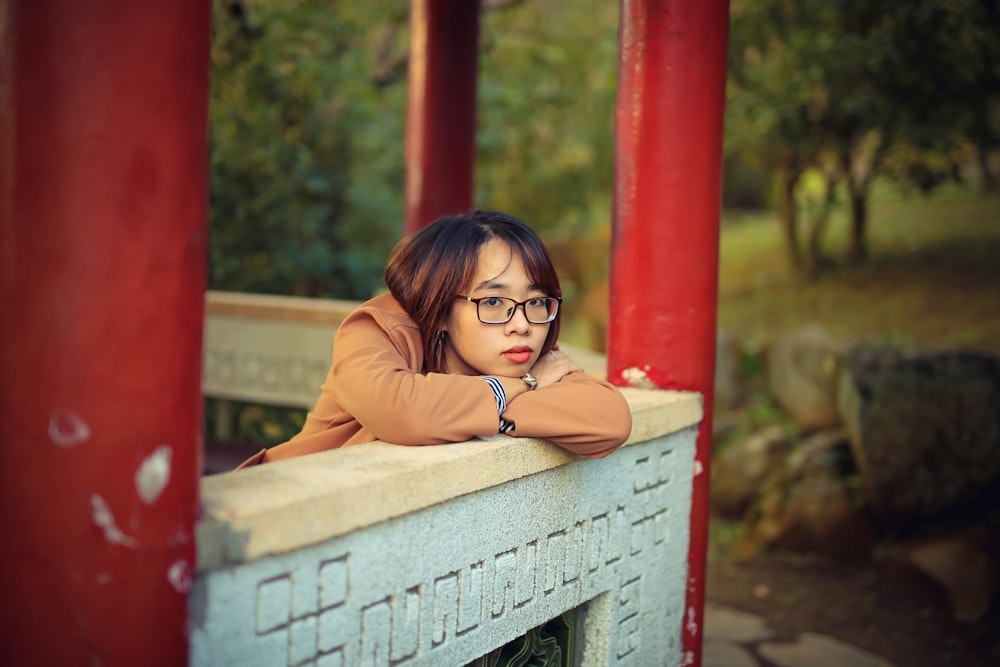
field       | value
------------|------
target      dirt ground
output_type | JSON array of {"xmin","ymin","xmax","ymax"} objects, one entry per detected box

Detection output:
[{"xmin": 705, "ymin": 546, "xmax": 1000, "ymax": 667}]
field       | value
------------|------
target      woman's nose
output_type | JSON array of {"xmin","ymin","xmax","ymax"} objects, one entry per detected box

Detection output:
[{"xmin": 505, "ymin": 304, "xmax": 531, "ymax": 333}]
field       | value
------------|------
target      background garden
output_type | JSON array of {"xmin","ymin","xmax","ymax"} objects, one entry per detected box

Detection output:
[{"xmin": 209, "ymin": 0, "xmax": 998, "ymax": 344}]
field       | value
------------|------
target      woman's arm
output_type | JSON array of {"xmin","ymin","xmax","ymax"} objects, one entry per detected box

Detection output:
[
  {"xmin": 327, "ymin": 308, "xmax": 506, "ymax": 445},
  {"xmin": 502, "ymin": 371, "xmax": 633, "ymax": 459}
]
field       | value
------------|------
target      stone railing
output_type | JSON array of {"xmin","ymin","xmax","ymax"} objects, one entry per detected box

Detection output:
[
  {"xmin": 194, "ymin": 292, "xmax": 703, "ymax": 666},
  {"xmin": 203, "ymin": 290, "xmax": 357, "ymax": 411}
]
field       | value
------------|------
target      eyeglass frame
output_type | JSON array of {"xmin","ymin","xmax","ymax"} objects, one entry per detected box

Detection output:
[{"xmin": 455, "ymin": 295, "xmax": 562, "ymax": 324}]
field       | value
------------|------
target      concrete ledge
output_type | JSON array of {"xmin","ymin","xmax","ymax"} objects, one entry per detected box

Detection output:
[
  {"xmin": 203, "ymin": 292, "xmax": 356, "ymax": 409},
  {"xmin": 192, "ymin": 389, "xmax": 701, "ymax": 666},
  {"xmin": 197, "ymin": 389, "xmax": 701, "ymax": 573},
  {"xmin": 206, "ymin": 290, "xmax": 359, "ymax": 325}
]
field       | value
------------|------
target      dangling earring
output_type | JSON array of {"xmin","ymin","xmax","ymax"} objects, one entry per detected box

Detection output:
[{"xmin": 431, "ymin": 331, "xmax": 448, "ymax": 373}]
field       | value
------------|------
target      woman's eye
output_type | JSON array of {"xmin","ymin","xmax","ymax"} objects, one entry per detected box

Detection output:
[
  {"xmin": 483, "ymin": 297, "xmax": 505, "ymax": 307},
  {"xmin": 527, "ymin": 297, "xmax": 546, "ymax": 307}
]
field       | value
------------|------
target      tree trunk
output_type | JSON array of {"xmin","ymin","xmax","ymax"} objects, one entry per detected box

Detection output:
[
  {"xmin": 838, "ymin": 146, "xmax": 870, "ymax": 265},
  {"xmin": 293, "ymin": 275, "xmax": 314, "ymax": 297},
  {"xmin": 977, "ymin": 144, "xmax": 998, "ymax": 195},
  {"xmin": 779, "ymin": 167, "xmax": 802, "ymax": 272},
  {"xmin": 847, "ymin": 188, "xmax": 868, "ymax": 264},
  {"xmin": 805, "ymin": 171, "xmax": 838, "ymax": 278}
]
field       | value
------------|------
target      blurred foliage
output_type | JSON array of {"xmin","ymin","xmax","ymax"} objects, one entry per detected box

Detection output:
[
  {"xmin": 210, "ymin": 0, "xmax": 408, "ymax": 300},
  {"xmin": 209, "ymin": 0, "xmax": 620, "ymax": 302},
  {"xmin": 204, "ymin": 397, "xmax": 306, "ymax": 446},
  {"xmin": 210, "ymin": 0, "xmax": 997, "ymax": 295},
  {"xmin": 476, "ymin": 0, "xmax": 619, "ymax": 236}
]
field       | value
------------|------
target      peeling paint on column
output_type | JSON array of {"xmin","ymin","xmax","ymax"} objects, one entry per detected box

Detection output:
[
  {"xmin": 90, "ymin": 494, "xmax": 137, "ymax": 548},
  {"xmin": 693, "ymin": 459, "xmax": 704, "ymax": 477},
  {"xmin": 135, "ymin": 445, "xmax": 172, "ymax": 504},
  {"xmin": 685, "ymin": 605, "xmax": 698, "ymax": 636},
  {"xmin": 49, "ymin": 411, "xmax": 91, "ymax": 447},
  {"xmin": 167, "ymin": 559, "xmax": 192, "ymax": 593},
  {"xmin": 169, "ymin": 527, "xmax": 190, "ymax": 546},
  {"xmin": 620, "ymin": 364, "xmax": 677, "ymax": 389},
  {"xmin": 621, "ymin": 366, "xmax": 657, "ymax": 389}
]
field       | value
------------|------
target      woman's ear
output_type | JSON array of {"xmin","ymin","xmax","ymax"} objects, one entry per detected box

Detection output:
[{"xmin": 438, "ymin": 306, "xmax": 453, "ymax": 333}]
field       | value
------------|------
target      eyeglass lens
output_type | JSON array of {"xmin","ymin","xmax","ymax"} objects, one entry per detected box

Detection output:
[{"xmin": 479, "ymin": 297, "xmax": 558, "ymax": 324}]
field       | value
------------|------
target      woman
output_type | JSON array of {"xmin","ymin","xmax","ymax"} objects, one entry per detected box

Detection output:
[{"xmin": 238, "ymin": 210, "xmax": 631, "ymax": 467}]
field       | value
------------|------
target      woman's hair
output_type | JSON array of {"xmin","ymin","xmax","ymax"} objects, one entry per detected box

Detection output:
[{"xmin": 384, "ymin": 210, "xmax": 563, "ymax": 373}]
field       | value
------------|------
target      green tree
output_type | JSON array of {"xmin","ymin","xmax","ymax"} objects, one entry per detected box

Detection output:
[
  {"xmin": 727, "ymin": 0, "xmax": 828, "ymax": 272},
  {"xmin": 209, "ymin": 0, "xmax": 407, "ymax": 300},
  {"xmin": 814, "ymin": 0, "xmax": 1000, "ymax": 262},
  {"xmin": 874, "ymin": 0, "xmax": 1000, "ymax": 197},
  {"xmin": 476, "ymin": 0, "xmax": 619, "ymax": 236},
  {"xmin": 209, "ymin": 0, "xmax": 621, "ymax": 300},
  {"xmin": 727, "ymin": 0, "xmax": 1000, "ymax": 271}
]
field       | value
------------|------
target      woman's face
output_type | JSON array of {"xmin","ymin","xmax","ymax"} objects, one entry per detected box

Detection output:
[{"xmin": 442, "ymin": 238, "xmax": 551, "ymax": 377}]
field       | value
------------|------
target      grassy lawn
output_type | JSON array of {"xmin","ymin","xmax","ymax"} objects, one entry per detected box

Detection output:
[{"xmin": 718, "ymin": 184, "xmax": 1000, "ymax": 353}]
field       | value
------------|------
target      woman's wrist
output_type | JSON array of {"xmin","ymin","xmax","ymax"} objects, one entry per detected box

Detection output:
[
  {"xmin": 497, "ymin": 375, "xmax": 531, "ymax": 400},
  {"xmin": 481, "ymin": 375, "xmax": 525, "ymax": 434}
]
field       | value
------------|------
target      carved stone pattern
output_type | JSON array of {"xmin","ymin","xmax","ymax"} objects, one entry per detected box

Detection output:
[
  {"xmin": 204, "ymin": 348, "xmax": 329, "ymax": 402},
  {"xmin": 247, "ymin": 447, "xmax": 680, "ymax": 666},
  {"xmin": 254, "ymin": 556, "xmax": 349, "ymax": 667}
]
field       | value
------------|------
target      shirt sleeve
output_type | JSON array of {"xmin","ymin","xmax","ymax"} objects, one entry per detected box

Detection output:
[
  {"xmin": 502, "ymin": 372, "xmax": 633, "ymax": 459},
  {"xmin": 328, "ymin": 309, "xmax": 505, "ymax": 445},
  {"xmin": 482, "ymin": 375, "xmax": 516, "ymax": 434}
]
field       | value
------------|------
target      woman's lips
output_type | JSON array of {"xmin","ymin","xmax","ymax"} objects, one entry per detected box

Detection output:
[{"xmin": 503, "ymin": 347, "xmax": 532, "ymax": 364}]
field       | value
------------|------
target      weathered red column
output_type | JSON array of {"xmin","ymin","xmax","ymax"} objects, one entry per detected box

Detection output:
[
  {"xmin": 404, "ymin": 0, "xmax": 481, "ymax": 233},
  {"xmin": 608, "ymin": 1, "xmax": 729, "ymax": 665},
  {"xmin": 0, "ymin": 2, "xmax": 210, "ymax": 665}
]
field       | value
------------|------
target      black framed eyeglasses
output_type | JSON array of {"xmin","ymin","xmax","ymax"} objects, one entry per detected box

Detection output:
[{"xmin": 455, "ymin": 295, "xmax": 562, "ymax": 324}]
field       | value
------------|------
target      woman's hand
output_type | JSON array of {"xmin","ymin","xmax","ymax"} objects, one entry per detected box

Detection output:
[{"xmin": 529, "ymin": 348, "xmax": 584, "ymax": 389}]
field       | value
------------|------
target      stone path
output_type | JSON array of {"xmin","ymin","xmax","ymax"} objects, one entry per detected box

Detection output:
[{"xmin": 703, "ymin": 604, "xmax": 896, "ymax": 667}]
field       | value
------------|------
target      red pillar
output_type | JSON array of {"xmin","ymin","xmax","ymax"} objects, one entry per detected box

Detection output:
[
  {"xmin": 0, "ymin": 2, "xmax": 210, "ymax": 665},
  {"xmin": 404, "ymin": 0, "xmax": 481, "ymax": 233},
  {"xmin": 608, "ymin": 1, "xmax": 729, "ymax": 665}
]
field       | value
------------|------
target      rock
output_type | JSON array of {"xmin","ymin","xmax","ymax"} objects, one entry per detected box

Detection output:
[
  {"xmin": 838, "ymin": 346, "xmax": 1000, "ymax": 528},
  {"xmin": 734, "ymin": 476, "xmax": 790, "ymax": 558},
  {"xmin": 759, "ymin": 632, "xmax": 896, "ymax": 667},
  {"xmin": 739, "ymin": 430, "xmax": 876, "ymax": 561},
  {"xmin": 703, "ymin": 604, "xmax": 774, "ymax": 643},
  {"xmin": 784, "ymin": 429, "xmax": 855, "ymax": 478},
  {"xmin": 883, "ymin": 525, "xmax": 1000, "ymax": 623},
  {"xmin": 779, "ymin": 431, "xmax": 876, "ymax": 560},
  {"xmin": 703, "ymin": 642, "xmax": 759, "ymax": 667},
  {"xmin": 710, "ymin": 425, "xmax": 793, "ymax": 519},
  {"xmin": 768, "ymin": 325, "xmax": 844, "ymax": 430},
  {"xmin": 776, "ymin": 465, "xmax": 876, "ymax": 561}
]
